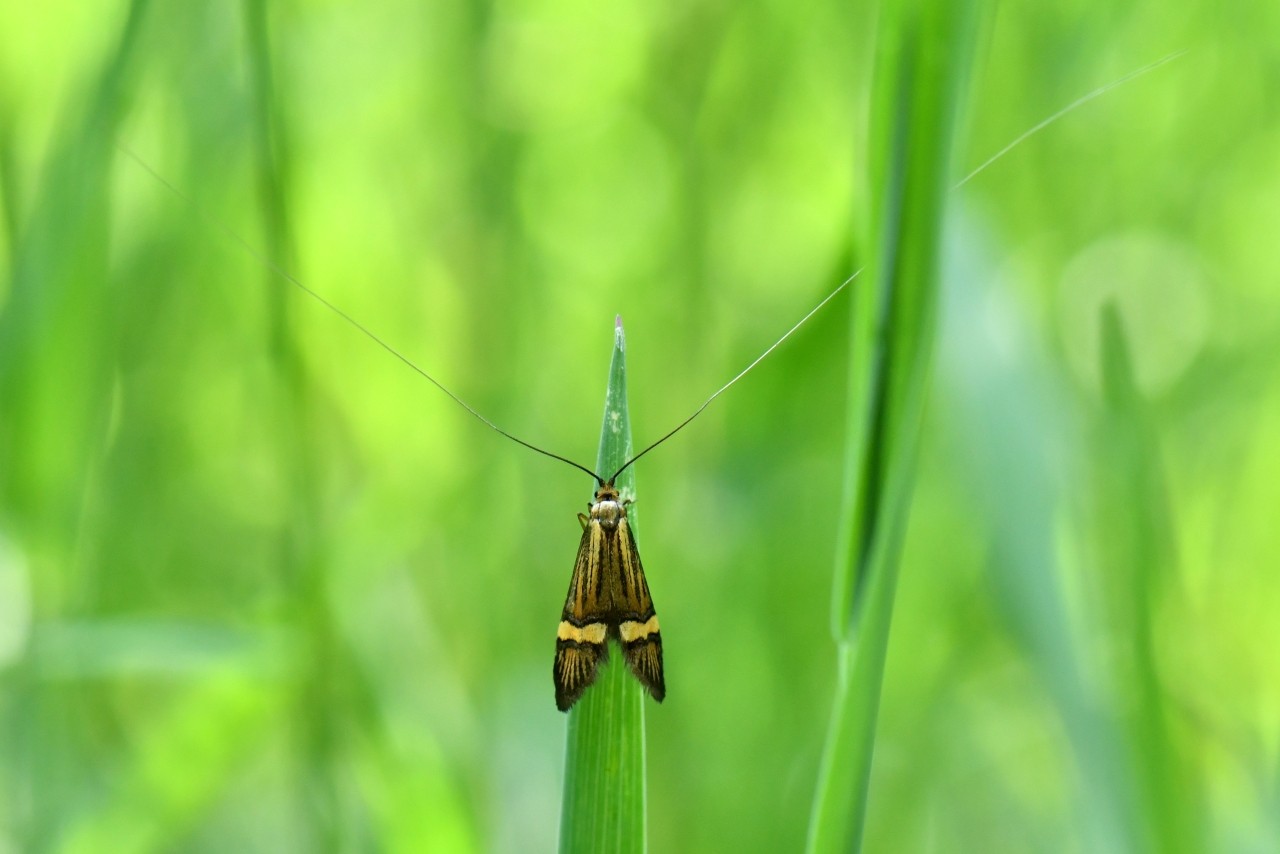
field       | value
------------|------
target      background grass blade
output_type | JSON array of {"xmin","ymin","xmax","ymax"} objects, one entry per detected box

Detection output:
[
  {"xmin": 808, "ymin": 2, "xmax": 978, "ymax": 851},
  {"xmin": 0, "ymin": 3, "xmax": 146, "ymax": 847},
  {"xmin": 1094, "ymin": 304, "xmax": 1200, "ymax": 852},
  {"xmin": 559, "ymin": 319, "xmax": 647, "ymax": 854},
  {"xmin": 240, "ymin": 1, "xmax": 352, "ymax": 846}
]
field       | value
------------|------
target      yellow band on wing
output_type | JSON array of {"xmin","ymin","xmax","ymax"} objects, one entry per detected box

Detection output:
[
  {"xmin": 618, "ymin": 615, "xmax": 660, "ymax": 644},
  {"xmin": 558, "ymin": 621, "xmax": 608, "ymax": 644}
]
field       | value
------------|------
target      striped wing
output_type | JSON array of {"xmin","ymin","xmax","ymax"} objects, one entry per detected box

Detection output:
[
  {"xmin": 553, "ymin": 514, "xmax": 665, "ymax": 711},
  {"xmin": 554, "ymin": 519, "xmax": 609, "ymax": 711},
  {"xmin": 611, "ymin": 516, "xmax": 664, "ymax": 703}
]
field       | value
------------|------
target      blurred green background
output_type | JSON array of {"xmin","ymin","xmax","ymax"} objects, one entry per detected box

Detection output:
[{"xmin": 1, "ymin": 0, "xmax": 1276, "ymax": 851}]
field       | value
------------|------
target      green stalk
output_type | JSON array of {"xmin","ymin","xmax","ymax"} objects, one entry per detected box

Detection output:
[
  {"xmin": 807, "ymin": 2, "xmax": 977, "ymax": 851},
  {"xmin": 1095, "ymin": 305, "xmax": 1199, "ymax": 852},
  {"xmin": 559, "ymin": 318, "xmax": 647, "ymax": 854},
  {"xmin": 241, "ymin": 2, "xmax": 347, "ymax": 847}
]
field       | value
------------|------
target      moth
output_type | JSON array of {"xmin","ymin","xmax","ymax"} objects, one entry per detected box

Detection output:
[
  {"xmin": 296, "ymin": 284, "xmax": 839, "ymax": 711},
  {"xmin": 437, "ymin": 289, "xmax": 837, "ymax": 710},
  {"xmin": 125, "ymin": 47, "xmax": 1181, "ymax": 712},
  {"xmin": 555, "ymin": 479, "xmax": 663, "ymax": 711},
  {"xmin": 126, "ymin": 136, "xmax": 850, "ymax": 710},
  {"xmin": 178, "ymin": 214, "xmax": 842, "ymax": 710},
  {"xmin": 533, "ymin": 296, "xmax": 842, "ymax": 710}
]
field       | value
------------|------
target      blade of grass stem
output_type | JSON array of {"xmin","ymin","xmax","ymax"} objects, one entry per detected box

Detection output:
[
  {"xmin": 937, "ymin": 223, "xmax": 1142, "ymax": 852},
  {"xmin": 808, "ymin": 3, "xmax": 977, "ymax": 851},
  {"xmin": 0, "ymin": 3, "xmax": 147, "ymax": 846},
  {"xmin": 559, "ymin": 318, "xmax": 646, "ymax": 854},
  {"xmin": 1096, "ymin": 305, "xmax": 1200, "ymax": 852},
  {"xmin": 241, "ymin": 1, "xmax": 346, "ymax": 845}
]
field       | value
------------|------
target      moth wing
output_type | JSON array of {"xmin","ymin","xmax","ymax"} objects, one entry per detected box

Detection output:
[
  {"xmin": 554, "ymin": 520, "xmax": 609, "ymax": 712},
  {"xmin": 612, "ymin": 517, "xmax": 665, "ymax": 703}
]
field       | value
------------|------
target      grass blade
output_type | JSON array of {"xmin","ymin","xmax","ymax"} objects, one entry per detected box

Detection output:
[
  {"xmin": 1095, "ymin": 304, "xmax": 1200, "ymax": 852},
  {"xmin": 808, "ymin": 3, "xmax": 978, "ymax": 851},
  {"xmin": 559, "ymin": 317, "xmax": 647, "ymax": 854}
]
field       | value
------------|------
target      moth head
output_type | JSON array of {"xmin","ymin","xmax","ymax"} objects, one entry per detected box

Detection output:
[{"xmin": 594, "ymin": 482, "xmax": 621, "ymax": 504}]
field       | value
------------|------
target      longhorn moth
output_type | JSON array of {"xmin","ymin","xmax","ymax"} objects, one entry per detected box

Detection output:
[
  {"xmin": 120, "ymin": 47, "xmax": 1179, "ymax": 710},
  {"xmin": 127, "ymin": 141, "xmax": 852, "ymax": 709}
]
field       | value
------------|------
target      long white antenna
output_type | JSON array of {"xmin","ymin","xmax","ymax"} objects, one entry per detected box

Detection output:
[
  {"xmin": 120, "ymin": 49, "xmax": 1185, "ymax": 480},
  {"xmin": 607, "ymin": 270, "xmax": 861, "ymax": 483},
  {"xmin": 119, "ymin": 144, "xmax": 604, "ymax": 482},
  {"xmin": 956, "ymin": 49, "xmax": 1186, "ymax": 189}
]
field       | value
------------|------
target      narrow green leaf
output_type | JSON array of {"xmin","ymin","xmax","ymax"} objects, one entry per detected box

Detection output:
[
  {"xmin": 1096, "ymin": 304, "xmax": 1200, "ymax": 853},
  {"xmin": 559, "ymin": 317, "xmax": 647, "ymax": 854},
  {"xmin": 241, "ymin": 3, "xmax": 349, "ymax": 846},
  {"xmin": 809, "ymin": 2, "xmax": 979, "ymax": 852}
]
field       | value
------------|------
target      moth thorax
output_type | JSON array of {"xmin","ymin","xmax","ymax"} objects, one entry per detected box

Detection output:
[{"xmin": 590, "ymin": 498, "xmax": 625, "ymax": 531}]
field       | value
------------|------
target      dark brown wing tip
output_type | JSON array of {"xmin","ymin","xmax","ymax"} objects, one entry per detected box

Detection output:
[
  {"xmin": 555, "ymin": 689, "xmax": 579, "ymax": 713},
  {"xmin": 554, "ymin": 641, "xmax": 607, "ymax": 713},
  {"xmin": 623, "ymin": 634, "xmax": 665, "ymax": 704}
]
